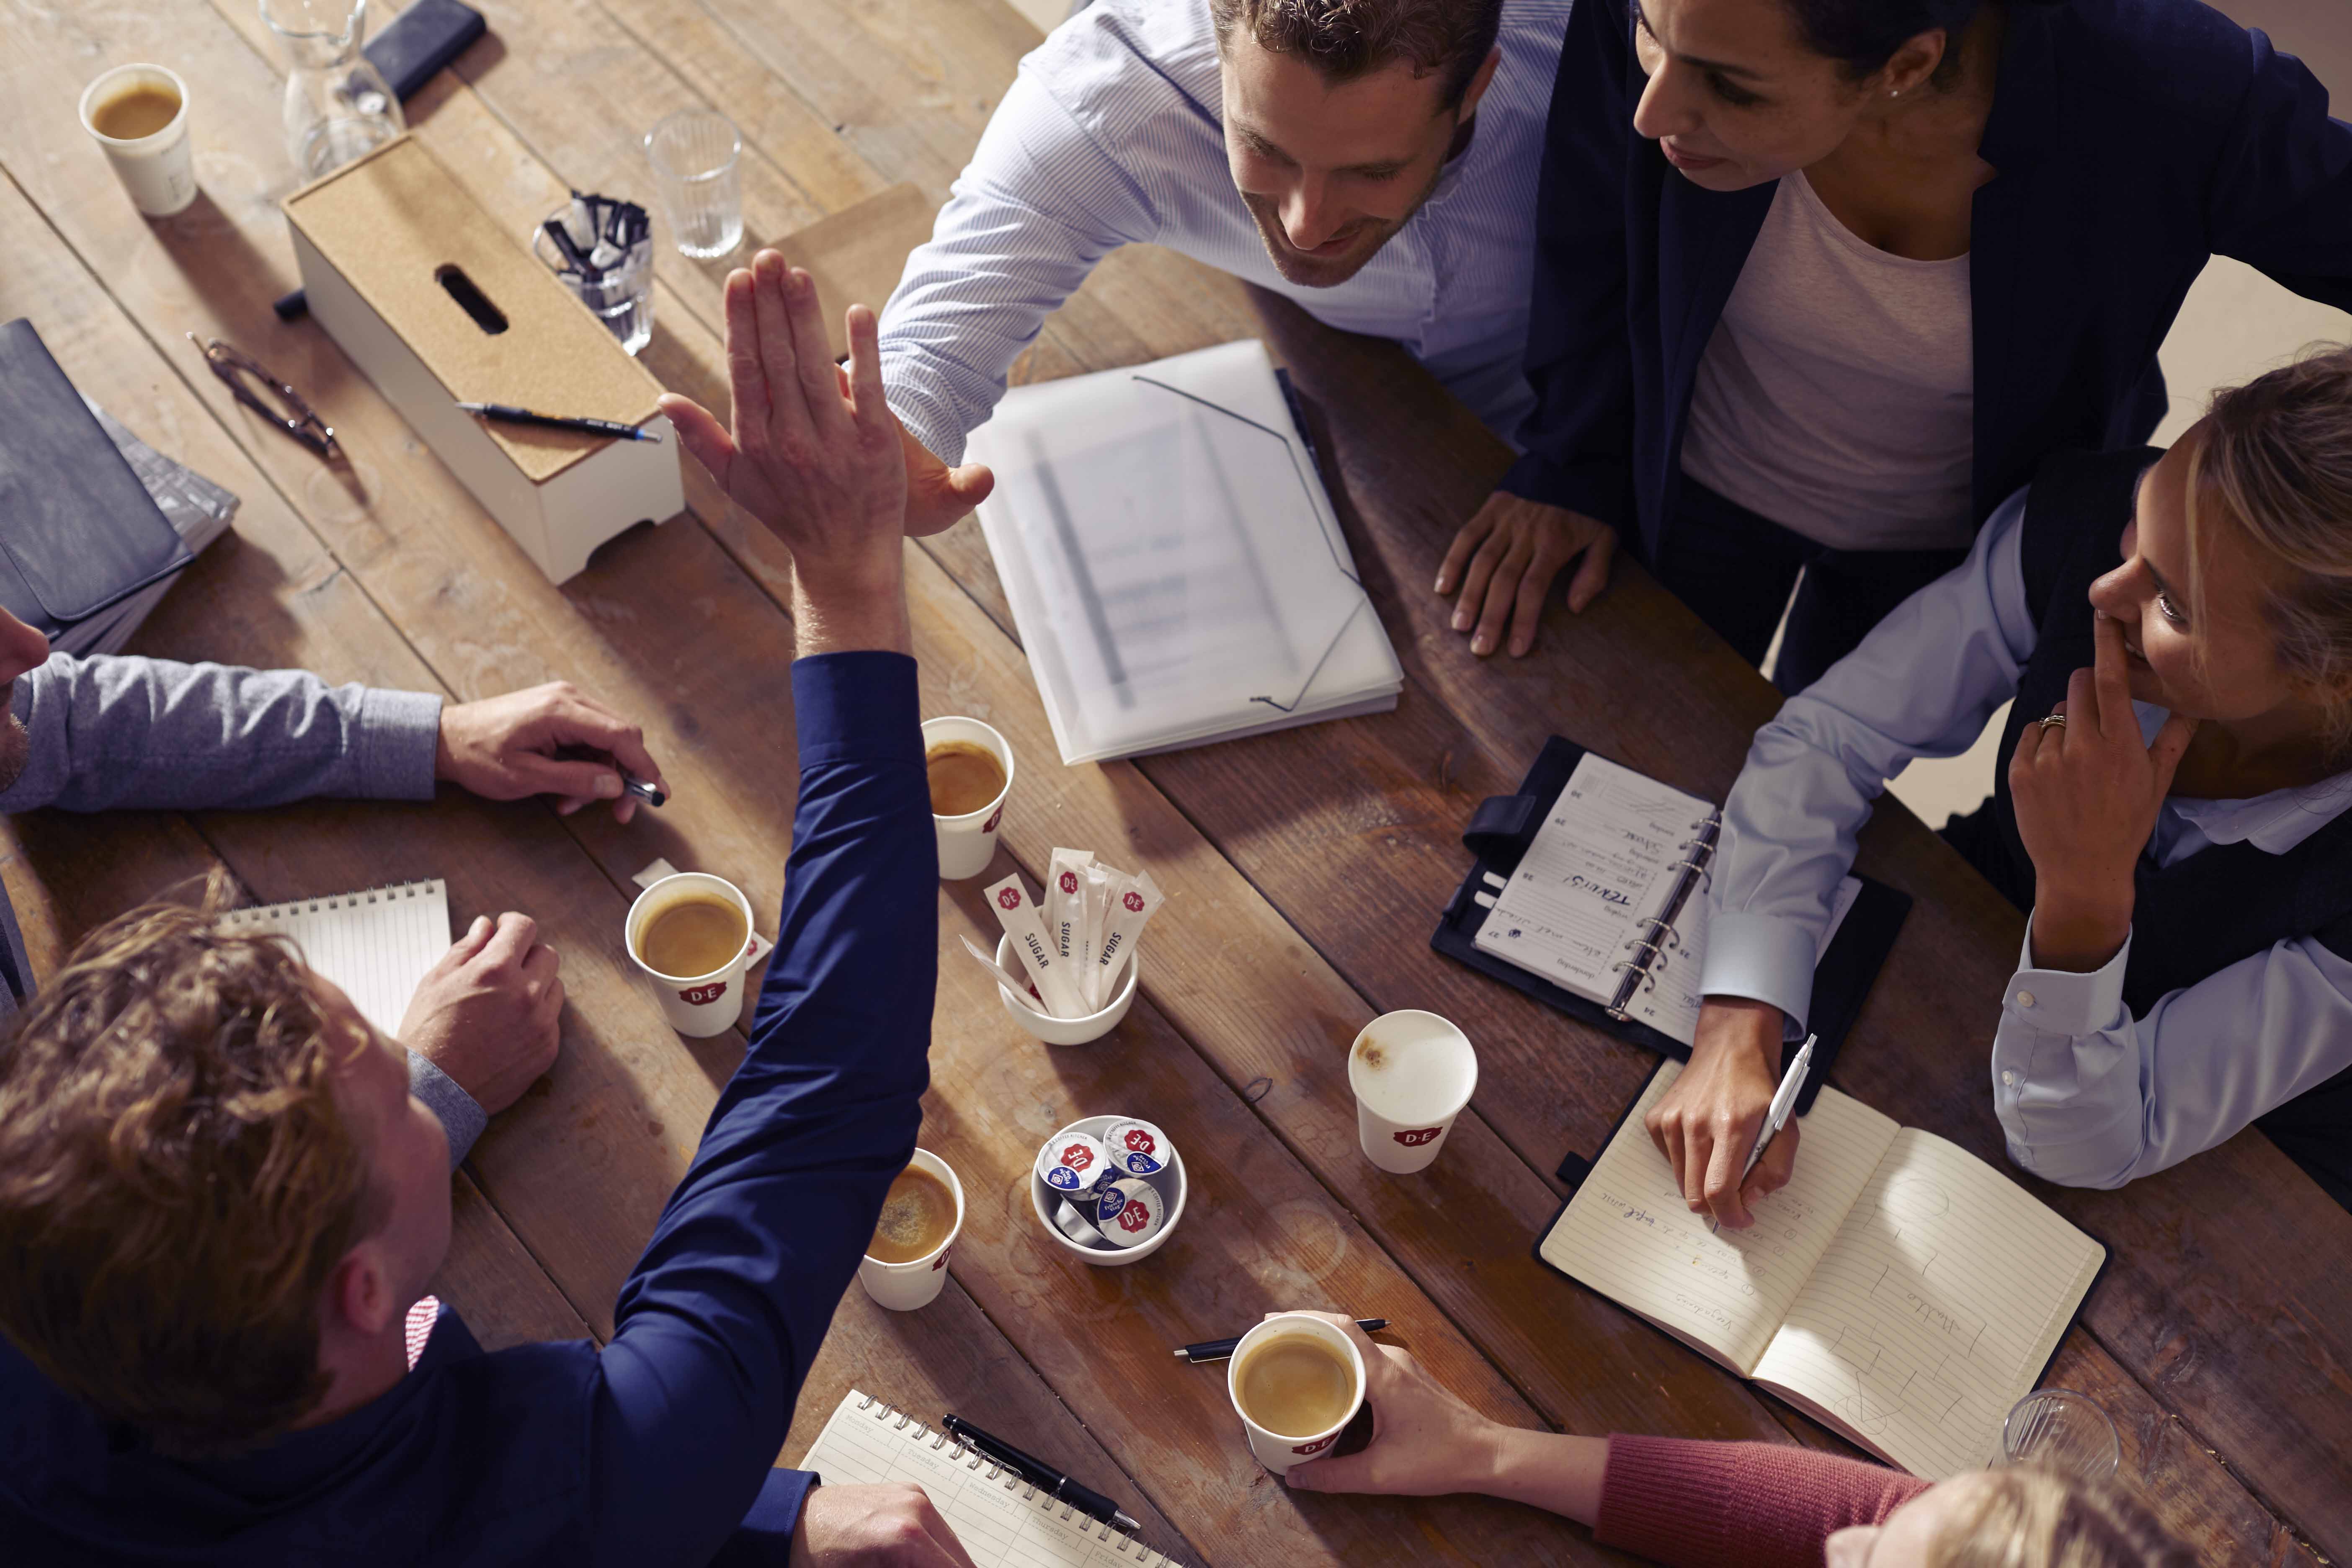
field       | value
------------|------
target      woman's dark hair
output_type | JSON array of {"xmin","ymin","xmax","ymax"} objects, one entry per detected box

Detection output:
[{"xmin": 1781, "ymin": 0, "xmax": 2058, "ymax": 84}]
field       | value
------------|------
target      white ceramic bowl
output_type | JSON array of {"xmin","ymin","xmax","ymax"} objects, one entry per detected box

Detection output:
[
  {"xmin": 994, "ymin": 933, "xmax": 1138, "ymax": 1046},
  {"xmin": 1028, "ymin": 1114, "xmax": 1188, "ymax": 1267}
]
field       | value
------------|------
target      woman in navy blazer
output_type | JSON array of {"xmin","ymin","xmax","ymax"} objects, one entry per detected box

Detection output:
[{"xmin": 1435, "ymin": 0, "xmax": 2352, "ymax": 689}]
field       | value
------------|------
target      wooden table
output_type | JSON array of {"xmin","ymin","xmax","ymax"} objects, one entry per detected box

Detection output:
[{"xmin": 3, "ymin": 1, "xmax": 2347, "ymax": 1563}]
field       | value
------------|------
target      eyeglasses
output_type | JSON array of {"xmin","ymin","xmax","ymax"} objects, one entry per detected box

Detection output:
[{"xmin": 186, "ymin": 333, "xmax": 340, "ymax": 460}]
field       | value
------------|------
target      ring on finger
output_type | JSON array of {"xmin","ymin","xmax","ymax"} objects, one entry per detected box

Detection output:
[{"xmin": 2036, "ymin": 712, "xmax": 2068, "ymax": 731}]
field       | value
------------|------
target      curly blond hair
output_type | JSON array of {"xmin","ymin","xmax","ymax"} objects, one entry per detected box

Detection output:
[
  {"xmin": 1929, "ymin": 1466, "xmax": 2196, "ymax": 1568},
  {"xmin": 0, "ymin": 884, "xmax": 386, "ymax": 1455}
]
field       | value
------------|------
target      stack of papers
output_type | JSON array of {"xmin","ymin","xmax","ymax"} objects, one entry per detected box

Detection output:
[
  {"xmin": 966, "ymin": 340, "xmax": 1401, "ymax": 764},
  {"xmin": 68, "ymin": 397, "xmax": 240, "ymax": 657}
]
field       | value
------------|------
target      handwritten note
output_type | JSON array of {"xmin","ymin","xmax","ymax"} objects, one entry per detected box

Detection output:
[
  {"xmin": 1473, "ymin": 753, "xmax": 1715, "ymax": 1001},
  {"xmin": 1539, "ymin": 1060, "xmax": 1901, "ymax": 1375}
]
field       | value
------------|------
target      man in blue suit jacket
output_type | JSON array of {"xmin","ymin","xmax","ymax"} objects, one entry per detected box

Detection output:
[{"xmin": 0, "ymin": 254, "xmax": 972, "ymax": 1567}]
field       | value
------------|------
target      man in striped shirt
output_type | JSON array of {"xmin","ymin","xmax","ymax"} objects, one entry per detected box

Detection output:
[{"xmin": 878, "ymin": 0, "xmax": 1572, "ymax": 531}]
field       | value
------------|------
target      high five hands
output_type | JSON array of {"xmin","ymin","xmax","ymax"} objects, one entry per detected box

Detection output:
[
  {"xmin": 2010, "ymin": 610, "xmax": 2197, "ymax": 973},
  {"xmin": 1436, "ymin": 492, "xmax": 1618, "ymax": 658}
]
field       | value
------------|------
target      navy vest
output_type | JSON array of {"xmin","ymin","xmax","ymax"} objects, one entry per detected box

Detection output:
[{"xmin": 1980, "ymin": 448, "xmax": 2352, "ymax": 1018}]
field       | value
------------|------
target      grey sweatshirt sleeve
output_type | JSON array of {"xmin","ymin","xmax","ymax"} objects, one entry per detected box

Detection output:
[
  {"xmin": 407, "ymin": 1050, "xmax": 489, "ymax": 1169},
  {"xmin": 0, "ymin": 653, "xmax": 442, "ymax": 814}
]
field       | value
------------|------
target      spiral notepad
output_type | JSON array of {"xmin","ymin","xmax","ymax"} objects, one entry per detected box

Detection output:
[
  {"xmin": 216, "ymin": 881, "xmax": 450, "ymax": 1038},
  {"xmin": 795, "ymin": 1390, "xmax": 1188, "ymax": 1568}
]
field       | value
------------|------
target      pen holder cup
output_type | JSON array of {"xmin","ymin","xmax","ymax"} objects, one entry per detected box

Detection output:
[
  {"xmin": 1029, "ymin": 1114, "xmax": 1187, "ymax": 1267},
  {"xmin": 995, "ymin": 933, "xmax": 1137, "ymax": 1046},
  {"xmin": 532, "ymin": 206, "xmax": 653, "ymax": 356}
]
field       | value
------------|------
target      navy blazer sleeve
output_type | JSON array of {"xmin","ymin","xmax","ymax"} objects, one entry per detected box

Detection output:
[
  {"xmin": 583, "ymin": 651, "xmax": 936, "ymax": 1568},
  {"xmin": 1495, "ymin": 0, "xmax": 1638, "ymax": 527},
  {"xmin": 2206, "ymin": 23, "xmax": 2352, "ymax": 309}
]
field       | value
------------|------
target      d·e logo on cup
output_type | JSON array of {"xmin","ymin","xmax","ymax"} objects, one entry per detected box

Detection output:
[
  {"xmin": 931, "ymin": 1250, "xmax": 950, "ymax": 1271},
  {"xmin": 983, "ymin": 805, "xmax": 1004, "ymax": 833},
  {"xmin": 1116, "ymin": 1204, "xmax": 1150, "ymax": 1233},
  {"xmin": 1393, "ymin": 1126, "xmax": 1443, "ymax": 1147},
  {"xmin": 1292, "ymin": 1434, "xmax": 1337, "ymax": 1455},
  {"xmin": 679, "ymin": 981, "xmax": 729, "ymax": 1005}
]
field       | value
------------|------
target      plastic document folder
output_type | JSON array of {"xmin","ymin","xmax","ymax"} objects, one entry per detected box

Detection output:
[{"xmin": 967, "ymin": 340, "xmax": 1402, "ymax": 764}]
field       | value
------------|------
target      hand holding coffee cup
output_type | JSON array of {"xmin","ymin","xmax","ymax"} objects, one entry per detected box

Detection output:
[
  {"xmin": 1226, "ymin": 1312, "xmax": 1367, "ymax": 1475},
  {"xmin": 1272, "ymin": 1314, "xmax": 1515, "ymax": 1499},
  {"xmin": 858, "ymin": 1149, "xmax": 964, "ymax": 1311},
  {"xmin": 922, "ymin": 717, "xmax": 1013, "ymax": 880}
]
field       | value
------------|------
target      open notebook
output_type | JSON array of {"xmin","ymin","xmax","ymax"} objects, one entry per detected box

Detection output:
[
  {"xmin": 796, "ymin": 1390, "xmax": 1188, "ymax": 1568},
  {"xmin": 216, "ymin": 881, "xmax": 450, "ymax": 1037},
  {"xmin": 1540, "ymin": 1062, "xmax": 2106, "ymax": 1478}
]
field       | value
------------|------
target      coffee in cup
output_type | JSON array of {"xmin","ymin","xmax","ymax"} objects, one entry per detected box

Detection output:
[
  {"xmin": 919, "ymin": 717, "xmax": 1014, "ymax": 881},
  {"xmin": 926, "ymin": 740, "xmax": 1007, "ymax": 818},
  {"xmin": 78, "ymin": 64, "xmax": 196, "ymax": 217},
  {"xmin": 1347, "ymin": 1010, "xmax": 1478, "ymax": 1174},
  {"xmin": 1235, "ymin": 1334, "xmax": 1357, "ymax": 1438},
  {"xmin": 1225, "ymin": 1312, "xmax": 1368, "ymax": 1473},
  {"xmin": 624, "ymin": 872, "xmax": 763, "ymax": 1037},
  {"xmin": 868, "ymin": 1163, "xmax": 959, "ymax": 1264},
  {"xmin": 638, "ymin": 894, "xmax": 750, "ymax": 980},
  {"xmin": 858, "ymin": 1148, "xmax": 964, "ymax": 1311}
]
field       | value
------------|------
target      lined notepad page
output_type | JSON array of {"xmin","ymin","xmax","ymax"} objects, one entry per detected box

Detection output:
[
  {"xmin": 217, "ymin": 882, "xmax": 450, "ymax": 1038},
  {"xmin": 796, "ymin": 1391, "xmax": 1188, "ymax": 1568},
  {"xmin": 1473, "ymin": 754, "xmax": 1715, "ymax": 1002},
  {"xmin": 1752, "ymin": 1132, "xmax": 2105, "ymax": 1479},
  {"xmin": 1627, "ymin": 877, "xmax": 1865, "ymax": 1046},
  {"xmin": 1540, "ymin": 1061, "xmax": 1901, "ymax": 1375}
]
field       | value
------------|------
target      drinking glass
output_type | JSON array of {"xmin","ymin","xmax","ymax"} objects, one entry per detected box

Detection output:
[
  {"xmin": 259, "ymin": 0, "xmax": 404, "ymax": 181},
  {"xmin": 643, "ymin": 110, "xmax": 743, "ymax": 259},
  {"xmin": 2001, "ymin": 1388, "xmax": 2121, "ymax": 1482}
]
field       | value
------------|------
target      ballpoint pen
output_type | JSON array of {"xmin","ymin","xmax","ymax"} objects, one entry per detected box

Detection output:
[
  {"xmin": 939, "ymin": 1416, "xmax": 1140, "ymax": 1534},
  {"xmin": 1711, "ymin": 1034, "xmax": 1816, "ymax": 1233},
  {"xmin": 454, "ymin": 401, "xmax": 661, "ymax": 442},
  {"xmin": 1172, "ymin": 1319, "xmax": 1389, "ymax": 1364}
]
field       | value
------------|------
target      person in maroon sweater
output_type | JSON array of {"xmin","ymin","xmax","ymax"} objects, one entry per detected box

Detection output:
[{"xmin": 1279, "ymin": 1317, "xmax": 2193, "ymax": 1567}]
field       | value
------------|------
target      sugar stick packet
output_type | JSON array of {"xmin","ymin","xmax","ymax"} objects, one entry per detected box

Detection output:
[
  {"xmin": 1091, "ymin": 869, "xmax": 1162, "ymax": 1006},
  {"xmin": 957, "ymin": 933, "xmax": 1043, "ymax": 1009},
  {"xmin": 1045, "ymin": 848, "xmax": 1094, "ymax": 960},
  {"xmin": 984, "ymin": 872, "xmax": 1089, "ymax": 1018},
  {"xmin": 1075, "ymin": 861, "xmax": 1112, "ymax": 1009}
]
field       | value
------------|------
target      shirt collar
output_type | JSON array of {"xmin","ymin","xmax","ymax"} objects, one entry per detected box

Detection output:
[{"xmin": 2138, "ymin": 702, "xmax": 2352, "ymax": 854}]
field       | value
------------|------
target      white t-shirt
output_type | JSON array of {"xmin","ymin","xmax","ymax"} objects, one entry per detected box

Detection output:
[{"xmin": 1680, "ymin": 170, "xmax": 1975, "ymax": 552}]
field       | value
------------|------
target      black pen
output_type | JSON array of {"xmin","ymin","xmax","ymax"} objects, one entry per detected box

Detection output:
[
  {"xmin": 940, "ymin": 1415, "xmax": 1139, "ymax": 1535},
  {"xmin": 1173, "ymin": 1318, "xmax": 1389, "ymax": 1364},
  {"xmin": 455, "ymin": 401, "xmax": 662, "ymax": 442}
]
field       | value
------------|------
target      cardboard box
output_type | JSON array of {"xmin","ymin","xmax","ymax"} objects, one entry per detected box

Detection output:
[{"xmin": 283, "ymin": 134, "xmax": 681, "ymax": 582}]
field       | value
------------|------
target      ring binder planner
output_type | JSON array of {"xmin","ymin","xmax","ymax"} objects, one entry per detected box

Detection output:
[
  {"xmin": 801, "ymin": 1390, "xmax": 1187, "ymax": 1567},
  {"xmin": 1434, "ymin": 738, "xmax": 1908, "ymax": 1115}
]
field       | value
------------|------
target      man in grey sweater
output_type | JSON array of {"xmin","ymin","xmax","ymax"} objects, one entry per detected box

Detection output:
[{"xmin": 0, "ymin": 602, "xmax": 665, "ymax": 1167}]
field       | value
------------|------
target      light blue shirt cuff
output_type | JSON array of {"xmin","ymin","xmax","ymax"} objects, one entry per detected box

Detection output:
[
  {"xmin": 359, "ymin": 688, "xmax": 444, "ymax": 801},
  {"xmin": 1698, "ymin": 912, "xmax": 1819, "ymax": 1034},
  {"xmin": 1991, "ymin": 918, "xmax": 2134, "ymax": 1173},
  {"xmin": 1998, "ymin": 918, "xmax": 2133, "ymax": 1037},
  {"xmin": 407, "ymin": 1049, "xmax": 487, "ymax": 1170}
]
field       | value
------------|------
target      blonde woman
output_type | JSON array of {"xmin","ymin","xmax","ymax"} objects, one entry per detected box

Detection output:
[
  {"xmin": 1656, "ymin": 347, "xmax": 2352, "ymax": 1226},
  {"xmin": 1282, "ymin": 1316, "xmax": 2192, "ymax": 1566}
]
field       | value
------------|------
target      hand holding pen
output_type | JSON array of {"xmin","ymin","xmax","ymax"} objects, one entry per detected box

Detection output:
[
  {"xmin": 434, "ymin": 683, "xmax": 668, "ymax": 823},
  {"xmin": 1708, "ymin": 1035, "xmax": 1813, "ymax": 1235}
]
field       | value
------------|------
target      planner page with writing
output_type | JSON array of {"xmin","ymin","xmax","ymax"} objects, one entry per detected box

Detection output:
[
  {"xmin": 795, "ymin": 1391, "xmax": 1190, "ymax": 1568},
  {"xmin": 1751, "ymin": 1132, "xmax": 2106, "ymax": 1479},
  {"xmin": 1473, "ymin": 753, "xmax": 1715, "ymax": 1002},
  {"xmin": 1626, "ymin": 876, "xmax": 1864, "ymax": 1046},
  {"xmin": 216, "ymin": 882, "xmax": 450, "ymax": 1038},
  {"xmin": 1539, "ymin": 1060, "xmax": 1902, "ymax": 1376}
]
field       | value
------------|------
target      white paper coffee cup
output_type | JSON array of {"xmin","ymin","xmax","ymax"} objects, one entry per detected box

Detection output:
[
  {"xmin": 1226, "ymin": 1313, "xmax": 1367, "ymax": 1474},
  {"xmin": 79, "ymin": 65, "xmax": 197, "ymax": 218},
  {"xmin": 857, "ymin": 1148, "xmax": 965, "ymax": 1311},
  {"xmin": 624, "ymin": 872, "xmax": 764, "ymax": 1038},
  {"xmin": 922, "ymin": 717, "xmax": 1014, "ymax": 881},
  {"xmin": 1347, "ymin": 1010, "xmax": 1478, "ymax": 1174}
]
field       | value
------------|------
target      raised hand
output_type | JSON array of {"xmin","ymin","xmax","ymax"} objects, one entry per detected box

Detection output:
[
  {"xmin": 436, "ymin": 682, "xmax": 666, "ymax": 823},
  {"xmin": 2011, "ymin": 610, "xmax": 2197, "ymax": 972},
  {"xmin": 1436, "ymin": 492, "xmax": 1617, "ymax": 658}
]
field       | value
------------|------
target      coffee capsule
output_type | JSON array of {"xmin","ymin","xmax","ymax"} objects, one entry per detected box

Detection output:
[
  {"xmin": 1094, "ymin": 1176, "xmax": 1166, "ymax": 1248},
  {"xmin": 1104, "ymin": 1117, "xmax": 1171, "ymax": 1178},
  {"xmin": 1036, "ymin": 1130, "xmax": 1111, "ymax": 1194}
]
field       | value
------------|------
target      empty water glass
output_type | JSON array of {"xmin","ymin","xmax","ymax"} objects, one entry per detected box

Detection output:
[
  {"xmin": 644, "ymin": 110, "xmax": 743, "ymax": 260},
  {"xmin": 2001, "ymin": 1388, "xmax": 2121, "ymax": 1482}
]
